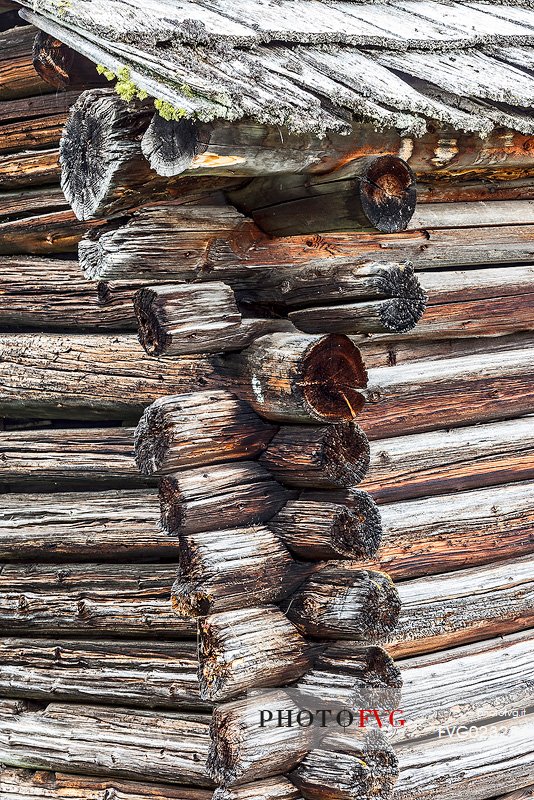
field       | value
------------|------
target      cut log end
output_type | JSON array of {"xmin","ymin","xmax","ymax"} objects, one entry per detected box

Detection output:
[
  {"xmin": 321, "ymin": 425, "xmax": 371, "ymax": 488},
  {"xmin": 301, "ymin": 334, "xmax": 368, "ymax": 421},
  {"xmin": 32, "ymin": 31, "xmax": 74, "ymax": 90},
  {"xmin": 141, "ymin": 114, "xmax": 203, "ymax": 177},
  {"xmin": 359, "ymin": 155, "xmax": 416, "ymax": 233},
  {"xmin": 379, "ymin": 262, "xmax": 427, "ymax": 332},
  {"xmin": 134, "ymin": 286, "xmax": 170, "ymax": 356}
]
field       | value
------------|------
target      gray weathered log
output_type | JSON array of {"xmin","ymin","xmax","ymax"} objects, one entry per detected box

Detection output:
[
  {"xmin": 134, "ymin": 390, "xmax": 275, "ymax": 476},
  {"xmin": 0, "ymin": 699, "xmax": 213, "ymax": 786},
  {"xmin": 284, "ymin": 566, "xmax": 400, "ymax": 640},
  {"xmin": 212, "ymin": 777, "xmax": 303, "ymax": 800},
  {"xmin": 388, "ymin": 554, "xmax": 534, "ymax": 658},
  {"xmin": 160, "ymin": 462, "xmax": 291, "ymax": 535},
  {"xmin": 171, "ymin": 527, "xmax": 311, "ymax": 616},
  {"xmin": 0, "ymin": 638, "xmax": 207, "ymax": 709},
  {"xmin": 270, "ymin": 491, "xmax": 382, "ymax": 559},
  {"xmin": 260, "ymin": 424, "xmax": 370, "ymax": 488},
  {"xmin": 0, "ymin": 334, "xmax": 214, "ymax": 420},
  {"xmin": 288, "ymin": 293, "xmax": 427, "ymax": 335},
  {"xmin": 222, "ymin": 333, "xmax": 368, "ymax": 424},
  {"xmin": 0, "ymin": 563, "xmax": 195, "ymax": 638},
  {"xmin": 198, "ymin": 606, "xmax": 311, "ymax": 701}
]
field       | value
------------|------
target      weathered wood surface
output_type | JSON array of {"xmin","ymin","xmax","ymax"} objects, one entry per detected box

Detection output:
[
  {"xmin": 0, "ymin": 638, "xmax": 207, "ymax": 709},
  {"xmin": 0, "ymin": 257, "xmax": 137, "ymax": 329},
  {"xmin": 0, "ymin": 489, "xmax": 185, "ymax": 561},
  {"xmin": 388, "ymin": 555, "xmax": 534, "ymax": 658},
  {"xmin": 172, "ymin": 528, "xmax": 310, "ymax": 616},
  {"xmin": 198, "ymin": 607, "xmax": 311, "ymax": 701},
  {"xmin": 160, "ymin": 462, "xmax": 290, "ymax": 534},
  {"xmin": 288, "ymin": 293, "xmax": 427, "ymax": 335},
  {"xmin": 358, "ymin": 347, "xmax": 534, "ymax": 439},
  {"xmin": 212, "ymin": 777, "xmax": 303, "ymax": 800},
  {"xmin": 0, "ymin": 769, "xmax": 212, "ymax": 800},
  {"xmin": 0, "ymin": 334, "xmax": 214, "ymax": 420},
  {"xmin": 0, "ymin": 26, "xmax": 53, "ymax": 100},
  {"xmin": 417, "ymin": 177, "xmax": 534, "ymax": 204},
  {"xmin": 0, "ymin": 426, "xmax": 148, "ymax": 490},
  {"xmin": 0, "ymin": 148, "xmax": 61, "ymax": 191},
  {"xmin": 260, "ymin": 424, "xmax": 370, "ymax": 488},
  {"xmin": 0, "ymin": 114, "xmax": 66, "ymax": 155},
  {"xmin": 284, "ymin": 567, "xmax": 400, "ymax": 640},
  {"xmin": 0, "ymin": 208, "xmax": 103, "ymax": 255},
  {"xmin": 0, "ymin": 90, "xmax": 78, "ymax": 124},
  {"xmin": 0, "ymin": 699, "xmax": 213, "ymax": 786},
  {"xmin": 362, "ymin": 416, "xmax": 534, "ymax": 502},
  {"xmin": 361, "ymin": 481, "xmax": 534, "ymax": 579},
  {"xmin": 270, "ymin": 491, "xmax": 382, "ymax": 559},
  {"xmin": 0, "ymin": 563, "xmax": 195, "ymax": 637},
  {"xmin": 397, "ymin": 630, "xmax": 534, "ymax": 741},
  {"xmin": 32, "ymin": 31, "xmax": 107, "ymax": 90},
  {"xmin": 0, "ymin": 186, "xmax": 67, "ymax": 218},
  {"xmin": 208, "ymin": 692, "xmax": 312, "ymax": 786},
  {"xmin": 421, "ymin": 265, "xmax": 534, "ymax": 304},
  {"xmin": 135, "ymin": 391, "xmax": 275, "ymax": 476},
  {"xmin": 394, "ymin": 713, "xmax": 534, "ymax": 800},
  {"xmin": 223, "ymin": 333, "xmax": 367, "ymax": 424}
]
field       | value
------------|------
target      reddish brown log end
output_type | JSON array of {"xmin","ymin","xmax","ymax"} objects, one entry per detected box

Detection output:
[
  {"xmin": 32, "ymin": 31, "xmax": 107, "ymax": 91},
  {"xmin": 359, "ymin": 155, "xmax": 416, "ymax": 233},
  {"xmin": 301, "ymin": 334, "xmax": 368, "ymax": 421},
  {"xmin": 134, "ymin": 286, "xmax": 168, "ymax": 356}
]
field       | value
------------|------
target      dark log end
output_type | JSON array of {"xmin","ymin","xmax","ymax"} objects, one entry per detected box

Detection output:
[
  {"xmin": 332, "ymin": 492, "xmax": 382, "ymax": 558},
  {"xmin": 302, "ymin": 334, "xmax": 368, "ymax": 421},
  {"xmin": 141, "ymin": 113, "xmax": 202, "ymax": 177},
  {"xmin": 323, "ymin": 423, "xmax": 371, "ymax": 488},
  {"xmin": 32, "ymin": 32, "xmax": 74, "ymax": 90},
  {"xmin": 134, "ymin": 400, "xmax": 172, "ymax": 476},
  {"xmin": 359, "ymin": 155, "xmax": 416, "ymax": 233},
  {"xmin": 159, "ymin": 475, "xmax": 184, "ymax": 533},
  {"xmin": 378, "ymin": 262, "xmax": 427, "ymax": 332},
  {"xmin": 134, "ymin": 286, "xmax": 170, "ymax": 356},
  {"xmin": 364, "ymin": 571, "xmax": 401, "ymax": 638},
  {"xmin": 314, "ymin": 642, "xmax": 403, "ymax": 706}
]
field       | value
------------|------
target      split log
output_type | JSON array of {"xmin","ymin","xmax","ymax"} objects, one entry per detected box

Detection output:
[
  {"xmin": 291, "ymin": 731, "xmax": 399, "ymax": 800},
  {"xmin": 208, "ymin": 691, "xmax": 313, "ymax": 785},
  {"xmin": 0, "ymin": 334, "xmax": 214, "ymax": 420},
  {"xmin": 159, "ymin": 462, "xmax": 290, "ymax": 534},
  {"xmin": 0, "ymin": 563, "xmax": 196, "ymax": 637},
  {"xmin": 0, "ymin": 489, "xmax": 184, "ymax": 561},
  {"xmin": 135, "ymin": 282, "xmax": 295, "ymax": 355},
  {"xmin": 283, "ymin": 566, "xmax": 400, "ymax": 640},
  {"xmin": 389, "ymin": 554, "xmax": 534, "ymax": 658},
  {"xmin": 231, "ymin": 156, "xmax": 417, "ymax": 235},
  {"xmin": 32, "ymin": 31, "xmax": 107, "ymax": 90},
  {"xmin": 358, "ymin": 347, "xmax": 534, "ymax": 439},
  {"xmin": 0, "ymin": 426, "xmax": 148, "ymax": 490},
  {"xmin": 270, "ymin": 491, "xmax": 382, "ymax": 559},
  {"xmin": 223, "ymin": 333, "xmax": 368, "ymax": 424},
  {"xmin": 0, "ymin": 769, "xmax": 212, "ymax": 800},
  {"xmin": 198, "ymin": 606, "xmax": 311, "ymax": 701},
  {"xmin": 362, "ymin": 416, "xmax": 534, "ymax": 503},
  {"xmin": 394, "ymin": 713, "xmax": 533, "ymax": 800},
  {"xmin": 297, "ymin": 643, "xmax": 402, "ymax": 709},
  {"xmin": 363, "ymin": 481, "xmax": 534, "ymax": 579},
  {"xmin": 0, "ymin": 208, "xmax": 103, "ymax": 255},
  {"xmin": 0, "ymin": 638, "xmax": 207, "ymax": 709},
  {"xmin": 212, "ymin": 777, "xmax": 303, "ymax": 800},
  {"xmin": 0, "ymin": 149, "xmax": 60, "ymax": 191},
  {"xmin": 398, "ymin": 630, "xmax": 534, "ymax": 741},
  {"xmin": 134, "ymin": 390, "xmax": 275, "ymax": 476},
  {"xmin": 0, "ymin": 699, "xmax": 213, "ymax": 786},
  {"xmin": 0, "ymin": 256, "xmax": 136, "ymax": 330},
  {"xmin": 171, "ymin": 527, "xmax": 310, "ymax": 616},
  {"xmin": 260, "ymin": 424, "xmax": 370, "ymax": 488},
  {"xmin": 0, "ymin": 26, "xmax": 52, "ymax": 100}
]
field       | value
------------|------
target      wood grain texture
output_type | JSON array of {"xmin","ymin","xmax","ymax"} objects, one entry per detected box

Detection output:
[
  {"xmin": 0, "ymin": 26, "xmax": 52, "ymax": 100},
  {"xmin": 212, "ymin": 777, "xmax": 303, "ymax": 800}
]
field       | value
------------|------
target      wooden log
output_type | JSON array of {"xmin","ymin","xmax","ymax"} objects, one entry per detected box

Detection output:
[
  {"xmin": 0, "ymin": 699, "xmax": 213, "ymax": 786},
  {"xmin": 0, "ymin": 638, "xmax": 207, "ymax": 709},
  {"xmin": 260, "ymin": 424, "xmax": 370, "ymax": 488},
  {"xmin": 0, "ymin": 563, "xmax": 196, "ymax": 637},
  {"xmin": 0, "ymin": 114, "xmax": 66, "ymax": 155},
  {"xmin": 269, "ymin": 491, "xmax": 382, "ymax": 559},
  {"xmin": 208, "ymin": 691, "xmax": 313, "ymax": 785},
  {"xmin": 394, "ymin": 713, "xmax": 533, "ymax": 800},
  {"xmin": 358, "ymin": 347, "xmax": 534, "ymax": 439},
  {"xmin": 0, "ymin": 186, "xmax": 67, "ymax": 218},
  {"xmin": 420, "ymin": 265, "xmax": 534, "ymax": 305},
  {"xmin": 0, "ymin": 26, "xmax": 53, "ymax": 100},
  {"xmin": 0, "ymin": 149, "xmax": 61, "ymax": 191},
  {"xmin": 223, "ymin": 333, "xmax": 368, "ymax": 424},
  {"xmin": 0, "ymin": 768, "xmax": 212, "ymax": 800},
  {"xmin": 362, "ymin": 481, "xmax": 534, "ymax": 580},
  {"xmin": 417, "ymin": 177, "xmax": 534, "ymax": 204},
  {"xmin": 288, "ymin": 293, "xmax": 427, "ymax": 335},
  {"xmin": 171, "ymin": 527, "xmax": 310, "ymax": 616},
  {"xmin": 0, "ymin": 489, "xmax": 185, "ymax": 561},
  {"xmin": 0, "ymin": 90, "xmax": 78, "ymax": 124},
  {"xmin": 134, "ymin": 390, "xmax": 275, "ymax": 476},
  {"xmin": 0, "ymin": 208, "xmax": 103, "ymax": 255},
  {"xmin": 388, "ymin": 555, "xmax": 534, "ymax": 658},
  {"xmin": 398, "ymin": 630, "xmax": 534, "ymax": 742},
  {"xmin": 32, "ymin": 31, "xmax": 107, "ymax": 90},
  {"xmin": 0, "ymin": 334, "xmax": 214, "ymax": 420},
  {"xmin": 0, "ymin": 426, "xmax": 148, "ymax": 491},
  {"xmin": 283, "ymin": 566, "xmax": 400, "ymax": 640},
  {"xmin": 198, "ymin": 606, "xmax": 311, "ymax": 701},
  {"xmin": 0, "ymin": 256, "xmax": 137, "ymax": 330},
  {"xmin": 212, "ymin": 777, "xmax": 303, "ymax": 800},
  {"xmin": 159, "ymin": 462, "xmax": 290, "ymax": 534},
  {"xmin": 135, "ymin": 282, "xmax": 295, "ymax": 355},
  {"xmin": 362, "ymin": 416, "xmax": 534, "ymax": 503},
  {"xmin": 291, "ymin": 731, "xmax": 399, "ymax": 800}
]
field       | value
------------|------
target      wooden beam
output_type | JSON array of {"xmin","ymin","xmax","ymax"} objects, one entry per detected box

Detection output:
[
  {"xmin": 0, "ymin": 26, "xmax": 53, "ymax": 100},
  {"xmin": 0, "ymin": 148, "xmax": 60, "ymax": 191},
  {"xmin": 0, "ymin": 208, "xmax": 103, "ymax": 255}
]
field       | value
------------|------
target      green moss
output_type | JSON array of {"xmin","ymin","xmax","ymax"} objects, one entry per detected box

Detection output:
[
  {"xmin": 154, "ymin": 99, "xmax": 188, "ymax": 121},
  {"xmin": 96, "ymin": 64, "xmax": 116, "ymax": 82}
]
